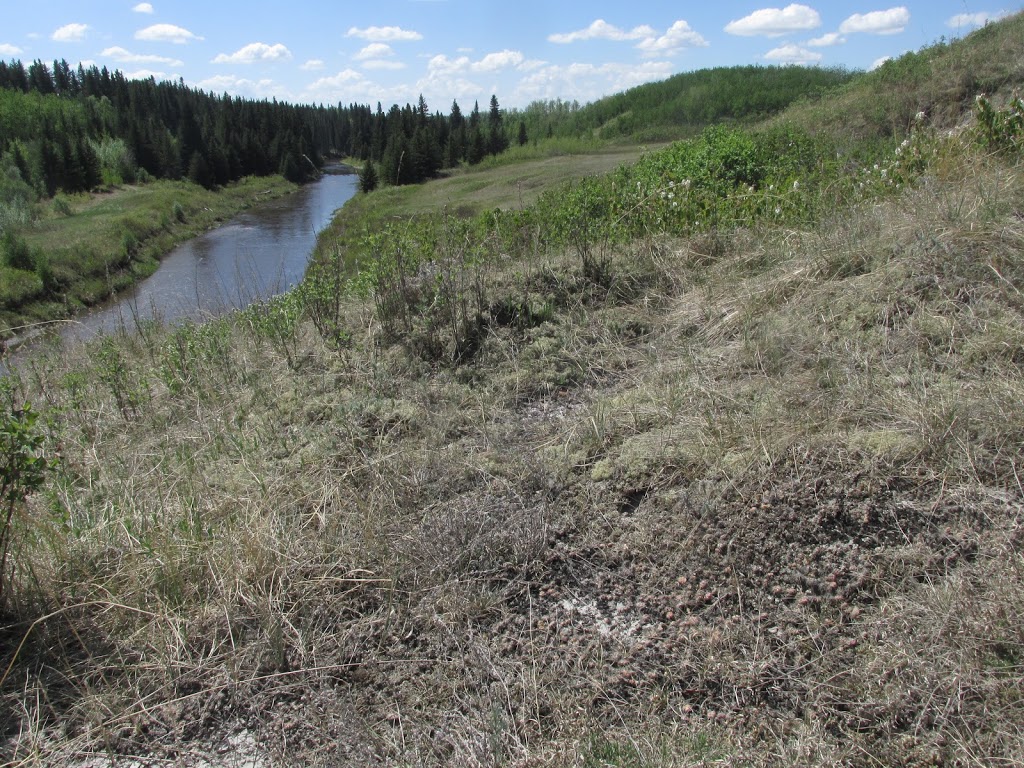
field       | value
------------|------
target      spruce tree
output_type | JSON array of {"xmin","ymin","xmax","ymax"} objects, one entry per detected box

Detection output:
[{"xmin": 359, "ymin": 158, "xmax": 378, "ymax": 193}]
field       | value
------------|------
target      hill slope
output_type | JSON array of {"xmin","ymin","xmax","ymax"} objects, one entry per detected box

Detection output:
[{"xmin": 2, "ymin": 13, "xmax": 1024, "ymax": 767}]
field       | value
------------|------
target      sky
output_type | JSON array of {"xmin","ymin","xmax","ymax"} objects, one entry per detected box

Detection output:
[{"xmin": 0, "ymin": 2, "xmax": 1019, "ymax": 111}]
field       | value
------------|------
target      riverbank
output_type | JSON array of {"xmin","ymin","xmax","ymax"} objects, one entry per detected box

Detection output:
[{"xmin": 1, "ymin": 175, "xmax": 299, "ymax": 343}]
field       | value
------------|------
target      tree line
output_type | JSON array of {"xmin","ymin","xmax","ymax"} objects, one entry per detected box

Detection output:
[{"xmin": 0, "ymin": 58, "xmax": 519, "ymax": 201}]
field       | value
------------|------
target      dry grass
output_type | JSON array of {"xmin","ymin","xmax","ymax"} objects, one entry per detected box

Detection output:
[{"xmin": 1, "ymin": 133, "xmax": 1023, "ymax": 767}]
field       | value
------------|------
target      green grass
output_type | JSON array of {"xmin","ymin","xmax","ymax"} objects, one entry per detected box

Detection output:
[{"xmin": 1, "ymin": 175, "xmax": 298, "ymax": 341}]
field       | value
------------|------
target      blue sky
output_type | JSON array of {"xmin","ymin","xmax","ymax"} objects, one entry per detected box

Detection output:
[{"xmin": 0, "ymin": 2, "xmax": 1018, "ymax": 109}]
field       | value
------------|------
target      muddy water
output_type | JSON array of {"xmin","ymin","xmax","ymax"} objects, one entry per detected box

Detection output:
[{"xmin": 51, "ymin": 169, "xmax": 359, "ymax": 343}]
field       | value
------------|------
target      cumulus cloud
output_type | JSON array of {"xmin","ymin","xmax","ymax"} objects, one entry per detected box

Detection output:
[
  {"xmin": 52, "ymin": 23, "xmax": 89, "ymax": 42},
  {"xmin": 132, "ymin": 3, "xmax": 155, "ymax": 13},
  {"xmin": 636, "ymin": 20, "xmax": 709, "ymax": 56},
  {"xmin": 423, "ymin": 50, "xmax": 529, "ymax": 78},
  {"xmin": 471, "ymin": 50, "xmax": 525, "ymax": 72},
  {"xmin": 346, "ymin": 26, "xmax": 422, "ymax": 42},
  {"xmin": 196, "ymin": 74, "xmax": 290, "ymax": 99},
  {"xmin": 807, "ymin": 32, "xmax": 846, "ymax": 47},
  {"xmin": 514, "ymin": 61, "xmax": 674, "ymax": 105},
  {"xmin": 548, "ymin": 19, "xmax": 656, "ymax": 44},
  {"xmin": 307, "ymin": 69, "xmax": 365, "ymax": 89},
  {"xmin": 212, "ymin": 43, "xmax": 292, "ymax": 64},
  {"xmin": 427, "ymin": 54, "xmax": 471, "ymax": 75},
  {"xmin": 300, "ymin": 59, "xmax": 325, "ymax": 71},
  {"xmin": 100, "ymin": 46, "xmax": 183, "ymax": 66},
  {"xmin": 354, "ymin": 43, "xmax": 395, "ymax": 60},
  {"xmin": 764, "ymin": 43, "xmax": 823, "ymax": 64},
  {"xmin": 135, "ymin": 24, "xmax": 203, "ymax": 44},
  {"xmin": 947, "ymin": 11, "xmax": 1009, "ymax": 29},
  {"xmin": 125, "ymin": 69, "xmax": 167, "ymax": 81},
  {"xmin": 839, "ymin": 7, "xmax": 910, "ymax": 35},
  {"xmin": 303, "ymin": 68, "xmax": 406, "ymax": 106},
  {"xmin": 0, "ymin": 43, "xmax": 23, "ymax": 56},
  {"xmin": 725, "ymin": 4, "xmax": 821, "ymax": 37},
  {"xmin": 870, "ymin": 56, "xmax": 892, "ymax": 70}
]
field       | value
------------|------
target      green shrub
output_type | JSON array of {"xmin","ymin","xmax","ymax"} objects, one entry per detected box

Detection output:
[
  {"xmin": 1, "ymin": 230, "xmax": 34, "ymax": 272},
  {"xmin": 0, "ymin": 395, "xmax": 50, "ymax": 608},
  {"xmin": 51, "ymin": 195, "xmax": 72, "ymax": 217}
]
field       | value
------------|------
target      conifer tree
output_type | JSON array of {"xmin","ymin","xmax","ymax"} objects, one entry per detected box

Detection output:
[{"xmin": 359, "ymin": 158, "xmax": 378, "ymax": 193}]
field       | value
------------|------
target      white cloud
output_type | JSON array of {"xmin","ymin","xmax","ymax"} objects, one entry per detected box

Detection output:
[
  {"xmin": 307, "ymin": 69, "xmax": 365, "ymax": 89},
  {"xmin": 52, "ymin": 23, "xmax": 89, "ymax": 42},
  {"xmin": 135, "ymin": 24, "xmax": 203, "ymax": 44},
  {"xmin": 869, "ymin": 56, "xmax": 891, "ymax": 70},
  {"xmin": 807, "ymin": 32, "xmax": 846, "ymax": 47},
  {"xmin": 213, "ymin": 43, "xmax": 292, "ymax": 64},
  {"xmin": 839, "ymin": 7, "xmax": 910, "ymax": 35},
  {"xmin": 100, "ymin": 46, "xmax": 183, "ymax": 66},
  {"xmin": 0, "ymin": 43, "xmax": 23, "ymax": 56},
  {"xmin": 303, "ymin": 68, "xmax": 407, "ymax": 105},
  {"xmin": 548, "ymin": 19, "xmax": 656, "ymax": 44},
  {"xmin": 125, "ymin": 69, "xmax": 166, "ymax": 81},
  {"xmin": 426, "ymin": 54, "xmax": 470, "ymax": 75},
  {"xmin": 947, "ymin": 11, "xmax": 1009, "ymax": 30},
  {"xmin": 471, "ymin": 50, "xmax": 525, "ymax": 72},
  {"xmin": 354, "ymin": 43, "xmax": 395, "ymax": 60},
  {"xmin": 636, "ymin": 20, "xmax": 709, "ymax": 56},
  {"xmin": 300, "ymin": 59, "xmax": 325, "ymax": 71},
  {"xmin": 513, "ymin": 61, "xmax": 674, "ymax": 105},
  {"xmin": 764, "ymin": 43, "xmax": 823, "ymax": 64},
  {"xmin": 196, "ymin": 74, "xmax": 290, "ymax": 100},
  {"xmin": 725, "ymin": 4, "xmax": 821, "ymax": 37},
  {"xmin": 346, "ymin": 26, "xmax": 422, "ymax": 42},
  {"xmin": 132, "ymin": 3, "xmax": 155, "ymax": 13}
]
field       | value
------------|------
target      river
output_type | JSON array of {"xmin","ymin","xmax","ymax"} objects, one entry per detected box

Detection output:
[{"xmin": 50, "ymin": 168, "xmax": 359, "ymax": 343}]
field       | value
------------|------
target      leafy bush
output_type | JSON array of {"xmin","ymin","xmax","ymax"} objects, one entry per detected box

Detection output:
[
  {"xmin": 1, "ymin": 230, "xmax": 34, "ymax": 271},
  {"xmin": 0, "ymin": 395, "xmax": 50, "ymax": 609},
  {"xmin": 51, "ymin": 195, "xmax": 72, "ymax": 217},
  {"xmin": 975, "ymin": 94, "xmax": 1024, "ymax": 154}
]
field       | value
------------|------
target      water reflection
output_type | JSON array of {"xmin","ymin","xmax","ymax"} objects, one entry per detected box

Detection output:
[{"xmin": 61, "ymin": 170, "xmax": 358, "ymax": 342}]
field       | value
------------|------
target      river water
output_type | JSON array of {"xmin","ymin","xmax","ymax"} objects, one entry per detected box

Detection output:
[{"xmin": 55, "ymin": 169, "xmax": 359, "ymax": 343}]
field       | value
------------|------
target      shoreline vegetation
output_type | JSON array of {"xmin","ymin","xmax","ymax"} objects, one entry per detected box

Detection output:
[
  {"xmin": 0, "ymin": 175, "xmax": 299, "ymax": 345},
  {"xmin": 1, "ymin": 12, "xmax": 1024, "ymax": 766}
]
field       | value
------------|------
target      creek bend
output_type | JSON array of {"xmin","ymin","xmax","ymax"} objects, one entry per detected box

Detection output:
[{"xmin": 57, "ymin": 169, "xmax": 358, "ymax": 344}]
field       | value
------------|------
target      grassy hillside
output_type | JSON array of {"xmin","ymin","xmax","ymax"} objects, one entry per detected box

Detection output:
[
  {"xmin": 1, "ymin": 13, "xmax": 1023, "ymax": 767},
  {"xmin": 515, "ymin": 65, "xmax": 856, "ymax": 143}
]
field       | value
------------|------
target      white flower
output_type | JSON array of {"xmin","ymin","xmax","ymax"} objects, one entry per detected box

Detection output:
[
  {"xmin": 792, "ymin": 180, "xmax": 800, "ymax": 191},
  {"xmin": 915, "ymin": 111, "xmax": 926, "ymax": 122},
  {"xmin": 667, "ymin": 192, "xmax": 674, "ymax": 200},
  {"xmin": 774, "ymin": 206, "xmax": 781, "ymax": 215},
  {"xmin": 668, "ymin": 180, "xmax": 676, "ymax": 188}
]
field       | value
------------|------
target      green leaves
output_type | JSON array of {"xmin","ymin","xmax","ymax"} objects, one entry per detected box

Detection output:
[
  {"xmin": 0, "ymin": 397, "xmax": 50, "ymax": 607},
  {"xmin": 975, "ymin": 95, "xmax": 1024, "ymax": 155}
]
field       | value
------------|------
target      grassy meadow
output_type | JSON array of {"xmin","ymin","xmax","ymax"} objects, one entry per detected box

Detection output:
[{"xmin": 1, "ymin": 12, "xmax": 1024, "ymax": 767}]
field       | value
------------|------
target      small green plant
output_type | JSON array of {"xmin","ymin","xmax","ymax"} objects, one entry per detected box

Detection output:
[
  {"xmin": 0, "ymin": 397, "xmax": 50, "ymax": 609},
  {"xmin": 975, "ymin": 94, "xmax": 1024, "ymax": 154},
  {"xmin": 1, "ymin": 230, "xmax": 34, "ymax": 272},
  {"xmin": 51, "ymin": 195, "xmax": 73, "ymax": 217},
  {"xmin": 96, "ymin": 337, "xmax": 149, "ymax": 420},
  {"xmin": 172, "ymin": 201, "xmax": 186, "ymax": 223}
]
